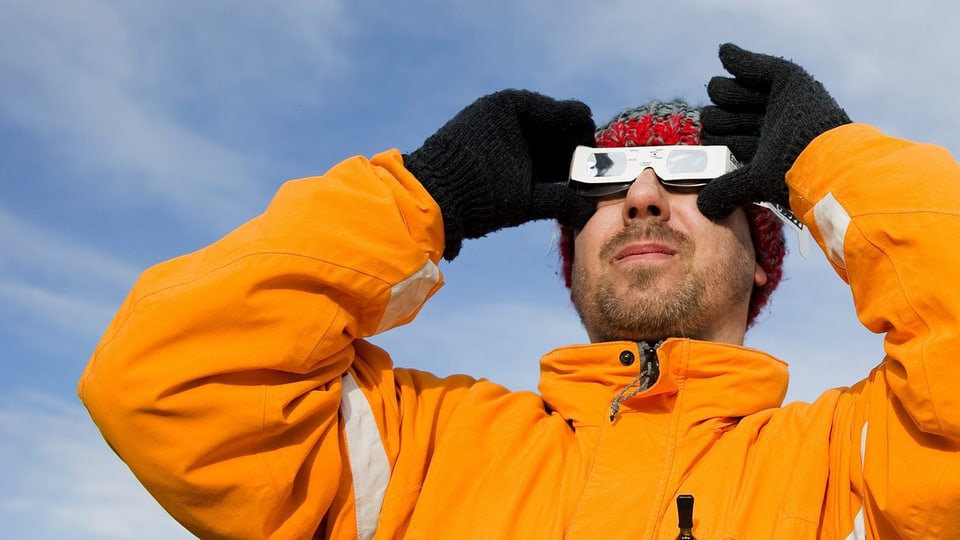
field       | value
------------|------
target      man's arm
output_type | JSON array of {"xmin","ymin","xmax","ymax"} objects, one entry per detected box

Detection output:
[
  {"xmin": 701, "ymin": 43, "xmax": 960, "ymax": 538},
  {"xmin": 78, "ymin": 151, "xmax": 447, "ymax": 539},
  {"xmin": 79, "ymin": 90, "xmax": 596, "ymax": 539},
  {"xmin": 702, "ymin": 42, "xmax": 960, "ymax": 442},
  {"xmin": 795, "ymin": 124, "xmax": 960, "ymax": 536}
]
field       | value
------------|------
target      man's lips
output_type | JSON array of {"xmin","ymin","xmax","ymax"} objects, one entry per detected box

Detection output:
[{"xmin": 613, "ymin": 242, "xmax": 677, "ymax": 262}]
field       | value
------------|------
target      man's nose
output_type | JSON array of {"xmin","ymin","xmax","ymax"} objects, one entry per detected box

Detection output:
[{"xmin": 622, "ymin": 168, "xmax": 670, "ymax": 224}]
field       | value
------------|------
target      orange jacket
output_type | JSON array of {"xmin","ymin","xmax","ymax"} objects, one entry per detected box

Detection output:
[{"xmin": 80, "ymin": 124, "xmax": 960, "ymax": 539}]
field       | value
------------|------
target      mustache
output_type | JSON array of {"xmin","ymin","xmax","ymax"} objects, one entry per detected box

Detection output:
[{"xmin": 599, "ymin": 221, "xmax": 691, "ymax": 261}]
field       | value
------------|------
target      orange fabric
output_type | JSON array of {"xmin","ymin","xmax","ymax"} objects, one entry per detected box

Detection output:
[{"xmin": 80, "ymin": 129, "xmax": 960, "ymax": 539}]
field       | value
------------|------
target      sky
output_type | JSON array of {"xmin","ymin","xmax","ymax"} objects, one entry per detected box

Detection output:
[{"xmin": 1, "ymin": 1, "xmax": 958, "ymax": 538}]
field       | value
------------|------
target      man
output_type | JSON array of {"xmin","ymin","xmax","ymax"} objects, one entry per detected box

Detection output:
[
  {"xmin": 80, "ymin": 44, "xmax": 959, "ymax": 538},
  {"xmin": 558, "ymin": 99, "xmax": 784, "ymax": 347}
]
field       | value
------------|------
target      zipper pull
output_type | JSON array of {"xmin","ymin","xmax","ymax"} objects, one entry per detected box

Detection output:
[
  {"xmin": 676, "ymin": 494, "xmax": 696, "ymax": 540},
  {"xmin": 640, "ymin": 340, "xmax": 661, "ymax": 385},
  {"xmin": 608, "ymin": 340, "xmax": 663, "ymax": 422}
]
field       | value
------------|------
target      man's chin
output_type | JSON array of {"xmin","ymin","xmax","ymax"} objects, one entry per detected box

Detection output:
[
  {"xmin": 588, "ymin": 321, "xmax": 680, "ymax": 344},
  {"xmin": 608, "ymin": 281, "xmax": 673, "ymax": 305},
  {"xmin": 616, "ymin": 265, "xmax": 683, "ymax": 289}
]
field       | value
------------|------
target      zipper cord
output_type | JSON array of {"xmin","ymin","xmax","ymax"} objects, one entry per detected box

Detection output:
[{"xmin": 608, "ymin": 340, "xmax": 663, "ymax": 422}]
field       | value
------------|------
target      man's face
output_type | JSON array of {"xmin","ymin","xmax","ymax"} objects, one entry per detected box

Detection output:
[{"xmin": 570, "ymin": 168, "xmax": 766, "ymax": 345}]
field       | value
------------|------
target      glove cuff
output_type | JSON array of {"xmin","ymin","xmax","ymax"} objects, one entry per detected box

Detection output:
[{"xmin": 404, "ymin": 150, "xmax": 469, "ymax": 260}]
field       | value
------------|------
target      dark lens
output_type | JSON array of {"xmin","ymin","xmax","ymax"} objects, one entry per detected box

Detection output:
[
  {"xmin": 570, "ymin": 181, "xmax": 633, "ymax": 197},
  {"xmin": 657, "ymin": 178, "xmax": 709, "ymax": 188},
  {"xmin": 657, "ymin": 178, "xmax": 708, "ymax": 194}
]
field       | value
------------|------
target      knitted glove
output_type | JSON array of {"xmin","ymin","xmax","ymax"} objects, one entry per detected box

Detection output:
[
  {"xmin": 697, "ymin": 43, "xmax": 851, "ymax": 220},
  {"xmin": 403, "ymin": 89, "xmax": 596, "ymax": 260}
]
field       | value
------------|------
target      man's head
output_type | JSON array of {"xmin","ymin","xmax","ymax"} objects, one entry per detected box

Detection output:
[{"xmin": 559, "ymin": 101, "xmax": 785, "ymax": 343}]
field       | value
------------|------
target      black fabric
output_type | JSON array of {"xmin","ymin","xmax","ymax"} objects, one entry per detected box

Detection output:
[
  {"xmin": 403, "ymin": 89, "xmax": 596, "ymax": 260},
  {"xmin": 697, "ymin": 43, "xmax": 852, "ymax": 220}
]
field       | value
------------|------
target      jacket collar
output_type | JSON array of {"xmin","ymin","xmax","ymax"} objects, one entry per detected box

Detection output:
[{"xmin": 538, "ymin": 338, "xmax": 789, "ymax": 426}]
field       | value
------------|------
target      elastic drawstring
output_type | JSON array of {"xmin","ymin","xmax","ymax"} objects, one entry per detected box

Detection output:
[{"xmin": 609, "ymin": 340, "xmax": 663, "ymax": 422}]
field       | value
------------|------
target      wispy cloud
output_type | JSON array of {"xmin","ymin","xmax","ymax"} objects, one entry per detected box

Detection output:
[
  {"xmin": 0, "ymin": 393, "xmax": 193, "ymax": 540},
  {"xmin": 0, "ymin": 208, "xmax": 139, "ymax": 287},
  {"xmin": 459, "ymin": 0, "xmax": 960, "ymax": 153},
  {"xmin": 0, "ymin": 0, "xmax": 357, "ymax": 229},
  {"xmin": 0, "ymin": 207, "xmax": 139, "ymax": 341}
]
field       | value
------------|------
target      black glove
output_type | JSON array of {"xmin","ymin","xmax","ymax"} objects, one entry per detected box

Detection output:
[
  {"xmin": 697, "ymin": 43, "xmax": 852, "ymax": 220},
  {"xmin": 403, "ymin": 89, "xmax": 596, "ymax": 260}
]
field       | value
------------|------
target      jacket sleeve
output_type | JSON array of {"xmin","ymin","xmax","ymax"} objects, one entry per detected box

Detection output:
[
  {"xmin": 78, "ymin": 150, "xmax": 450, "ymax": 539},
  {"xmin": 788, "ymin": 124, "xmax": 960, "ymax": 537}
]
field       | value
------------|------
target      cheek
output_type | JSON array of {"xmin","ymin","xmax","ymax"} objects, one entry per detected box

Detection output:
[
  {"xmin": 721, "ymin": 210, "xmax": 754, "ymax": 248},
  {"xmin": 571, "ymin": 234, "xmax": 591, "ymax": 286},
  {"xmin": 576, "ymin": 206, "xmax": 619, "ymax": 256},
  {"xmin": 571, "ymin": 224, "xmax": 607, "ymax": 292},
  {"xmin": 700, "ymin": 211, "xmax": 754, "ymax": 258},
  {"xmin": 704, "ymin": 226, "xmax": 752, "ymax": 265},
  {"xmin": 686, "ymin": 216, "xmax": 755, "ymax": 277},
  {"xmin": 573, "ymin": 225, "xmax": 604, "ymax": 271}
]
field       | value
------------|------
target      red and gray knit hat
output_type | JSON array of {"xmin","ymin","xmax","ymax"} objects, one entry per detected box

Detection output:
[{"xmin": 559, "ymin": 100, "xmax": 786, "ymax": 327}]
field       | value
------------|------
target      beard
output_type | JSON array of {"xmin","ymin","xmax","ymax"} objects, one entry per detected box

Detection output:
[{"xmin": 570, "ymin": 220, "xmax": 755, "ymax": 343}]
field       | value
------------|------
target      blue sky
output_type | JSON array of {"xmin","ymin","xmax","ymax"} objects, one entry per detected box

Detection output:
[{"xmin": 2, "ymin": 1, "xmax": 959, "ymax": 538}]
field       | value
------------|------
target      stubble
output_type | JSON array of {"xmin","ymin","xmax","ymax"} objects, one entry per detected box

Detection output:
[{"xmin": 571, "ymin": 221, "xmax": 754, "ymax": 343}]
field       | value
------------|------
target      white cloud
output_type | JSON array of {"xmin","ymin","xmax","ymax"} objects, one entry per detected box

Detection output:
[
  {"xmin": 0, "ymin": 208, "xmax": 139, "ymax": 288},
  {"xmin": 0, "ymin": 394, "xmax": 193, "ymax": 540},
  {"xmin": 0, "ymin": 207, "xmax": 139, "ymax": 341},
  {"xmin": 462, "ymin": 0, "xmax": 960, "ymax": 153},
  {"xmin": 0, "ymin": 0, "xmax": 356, "ymax": 229},
  {"xmin": 0, "ymin": 280, "xmax": 118, "ymax": 347}
]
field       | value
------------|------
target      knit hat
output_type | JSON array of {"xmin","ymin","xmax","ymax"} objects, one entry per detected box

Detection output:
[{"xmin": 559, "ymin": 100, "xmax": 785, "ymax": 328}]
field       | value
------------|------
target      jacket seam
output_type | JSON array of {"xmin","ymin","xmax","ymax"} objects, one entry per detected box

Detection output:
[
  {"xmin": 563, "ymin": 423, "xmax": 609, "ymax": 539},
  {"xmin": 93, "ymin": 250, "xmax": 394, "ymax": 362},
  {"xmin": 648, "ymin": 347, "xmax": 688, "ymax": 537}
]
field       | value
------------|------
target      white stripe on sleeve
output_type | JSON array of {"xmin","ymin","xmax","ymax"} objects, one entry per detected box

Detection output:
[
  {"xmin": 813, "ymin": 192, "xmax": 852, "ymax": 269},
  {"xmin": 376, "ymin": 259, "xmax": 440, "ymax": 334}
]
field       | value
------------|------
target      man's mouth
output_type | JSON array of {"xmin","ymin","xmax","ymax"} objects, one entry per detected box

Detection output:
[{"xmin": 613, "ymin": 242, "xmax": 677, "ymax": 263}]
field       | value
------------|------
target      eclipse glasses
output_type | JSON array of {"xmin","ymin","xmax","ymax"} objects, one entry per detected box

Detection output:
[
  {"xmin": 568, "ymin": 144, "xmax": 810, "ymax": 257},
  {"xmin": 568, "ymin": 145, "xmax": 739, "ymax": 197}
]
